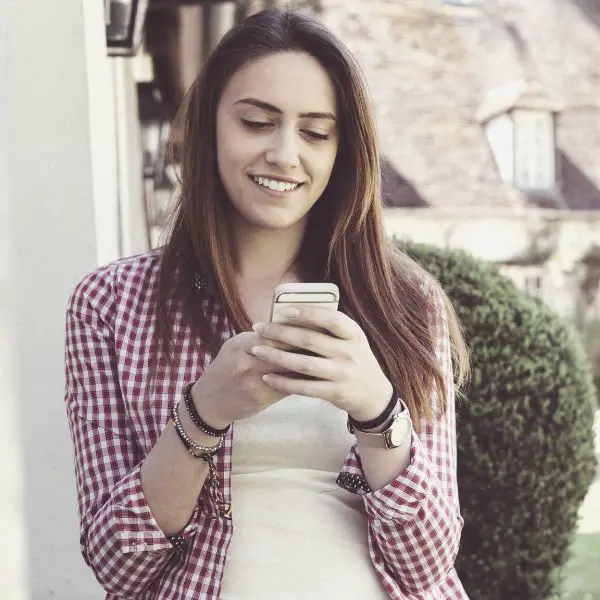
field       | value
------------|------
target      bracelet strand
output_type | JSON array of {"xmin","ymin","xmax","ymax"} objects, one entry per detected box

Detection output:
[
  {"xmin": 183, "ymin": 382, "xmax": 231, "ymax": 437},
  {"xmin": 171, "ymin": 403, "xmax": 223, "ymax": 457}
]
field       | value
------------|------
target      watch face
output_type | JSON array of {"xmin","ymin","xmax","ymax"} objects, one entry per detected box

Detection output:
[{"xmin": 388, "ymin": 416, "xmax": 412, "ymax": 448}]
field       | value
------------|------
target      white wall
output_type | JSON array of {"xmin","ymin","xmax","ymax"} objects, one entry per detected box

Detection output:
[
  {"xmin": 0, "ymin": 1, "xmax": 119, "ymax": 598},
  {"xmin": 384, "ymin": 207, "xmax": 600, "ymax": 320}
]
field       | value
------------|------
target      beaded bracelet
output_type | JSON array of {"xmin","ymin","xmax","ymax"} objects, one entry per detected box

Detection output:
[
  {"xmin": 171, "ymin": 403, "xmax": 223, "ymax": 458},
  {"xmin": 183, "ymin": 382, "xmax": 231, "ymax": 437}
]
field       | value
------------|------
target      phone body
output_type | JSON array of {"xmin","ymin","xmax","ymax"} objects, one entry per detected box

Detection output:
[
  {"xmin": 270, "ymin": 282, "xmax": 340, "ymax": 324},
  {"xmin": 268, "ymin": 283, "xmax": 340, "ymax": 361}
]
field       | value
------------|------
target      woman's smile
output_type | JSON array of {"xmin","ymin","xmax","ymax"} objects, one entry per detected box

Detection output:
[{"xmin": 248, "ymin": 174, "xmax": 306, "ymax": 197}]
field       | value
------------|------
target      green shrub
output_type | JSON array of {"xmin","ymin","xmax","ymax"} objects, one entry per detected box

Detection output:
[
  {"xmin": 399, "ymin": 240, "xmax": 598, "ymax": 600},
  {"xmin": 580, "ymin": 318, "xmax": 600, "ymax": 409}
]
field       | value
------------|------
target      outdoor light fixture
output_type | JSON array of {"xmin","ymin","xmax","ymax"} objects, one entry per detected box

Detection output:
[{"xmin": 105, "ymin": 0, "xmax": 150, "ymax": 56}]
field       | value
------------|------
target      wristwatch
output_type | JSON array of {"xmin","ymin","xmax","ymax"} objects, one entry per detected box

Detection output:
[{"xmin": 347, "ymin": 403, "xmax": 412, "ymax": 449}]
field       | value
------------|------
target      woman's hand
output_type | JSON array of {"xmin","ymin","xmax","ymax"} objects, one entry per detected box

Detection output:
[
  {"xmin": 251, "ymin": 306, "xmax": 393, "ymax": 421},
  {"xmin": 191, "ymin": 331, "xmax": 289, "ymax": 428}
]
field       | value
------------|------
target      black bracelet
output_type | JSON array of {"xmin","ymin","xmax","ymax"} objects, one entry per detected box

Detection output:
[
  {"xmin": 348, "ymin": 387, "xmax": 398, "ymax": 432},
  {"xmin": 183, "ymin": 382, "xmax": 231, "ymax": 437}
]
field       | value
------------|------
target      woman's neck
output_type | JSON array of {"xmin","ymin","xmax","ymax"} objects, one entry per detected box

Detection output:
[
  {"xmin": 229, "ymin": 219, "xmax": 307, "ymax": 324},
  {"xmin": 230, "ymin": 220, "xmax": 306, "ymax": 287}
]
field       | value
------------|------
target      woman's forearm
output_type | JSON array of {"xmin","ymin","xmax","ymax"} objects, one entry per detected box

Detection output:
[
  {"xmin": 351, "ymin": 393, "xmax": 412, "ymax": 491},
  {"xmin": 356, "ymin": 434, "xmax": 412, "ymax": 491},
  {"xmin": 140, "ymin": 404, "xmax": 218, "ymax": 535}
]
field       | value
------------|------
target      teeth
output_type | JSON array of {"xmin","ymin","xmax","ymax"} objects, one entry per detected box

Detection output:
[{"xmin": 253, "ymin": 176, "xmax": 299, "ymax": 192}]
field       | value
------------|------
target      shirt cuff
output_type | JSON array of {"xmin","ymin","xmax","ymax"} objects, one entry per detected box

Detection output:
[
  {"xmin": 111, "ymin": 463, "xmax": 200, "ymax": 554},
  {"xmin": 361, "ymin": 431, "xmax": 434, "ymax": 521}
]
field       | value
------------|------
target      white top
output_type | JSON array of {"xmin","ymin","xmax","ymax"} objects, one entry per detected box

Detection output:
[{"xmin": 219, "ymin": 395, "xmax": 389, "ymax": 599}]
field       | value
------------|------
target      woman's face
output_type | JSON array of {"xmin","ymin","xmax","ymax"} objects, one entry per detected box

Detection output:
[{"xmin": 216, "ymin": 51, "xmax": 339, "ymax": 233}]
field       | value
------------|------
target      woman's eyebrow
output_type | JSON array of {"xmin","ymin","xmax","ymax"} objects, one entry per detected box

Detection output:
[{"xmin": 234, "ymin": 97, "xmax": 336, "ymax": 121}]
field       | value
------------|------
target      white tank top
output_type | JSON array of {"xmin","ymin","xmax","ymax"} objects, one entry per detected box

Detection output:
[{"xmin": 219, "ymin": 395, "xmax": 389, "ymax": 599}]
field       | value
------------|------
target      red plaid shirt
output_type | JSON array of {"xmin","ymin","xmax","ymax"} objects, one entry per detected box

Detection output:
[{"xmin": 64, "ymin": 249, "xmax": 468, "ymax": 599}]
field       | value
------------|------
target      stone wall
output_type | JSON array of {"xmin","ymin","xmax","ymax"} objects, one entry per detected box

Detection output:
[{"xmin": 384, "ymin": 207, "xmax": 600, "ymax": 322}]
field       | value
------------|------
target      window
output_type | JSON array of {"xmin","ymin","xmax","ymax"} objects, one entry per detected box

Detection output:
[
  {"xmin": 513, "ymin": 109, "xmax": 556, "ymax": 193},
  {"xmin": 524, "ymin": 272, "xmax": 543, "ymax": 297},
  {"xmin": 501, "ymin": 266, "xmax": 545, "ymax": 298}
]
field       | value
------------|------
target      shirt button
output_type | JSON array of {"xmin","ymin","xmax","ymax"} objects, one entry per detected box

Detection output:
[{"xmin": 135, "ymin": 542, "xmax": 146, "ymax": 552}]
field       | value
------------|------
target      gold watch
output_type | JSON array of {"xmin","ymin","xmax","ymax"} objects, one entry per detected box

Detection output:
[{"xmin": 347, "ymin": 405, "xmax": 412, "ymax": 449}]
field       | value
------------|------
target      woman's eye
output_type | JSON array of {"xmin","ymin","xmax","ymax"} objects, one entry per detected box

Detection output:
[
  {"xmin": 240, "ymin": 119, "xmax": 329, "ymax": 141},
  {"xmin": 303, "ymin": 130, "xmax": 330, "ymax": 141},
  {"xmin": 241, "ymin": 118, "xmax": 271, "ymax": 131}
]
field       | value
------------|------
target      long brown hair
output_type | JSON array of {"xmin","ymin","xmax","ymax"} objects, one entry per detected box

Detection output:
[{"xmin": 154, "ymin": 8, "xmax": 469, "ymax": 426}]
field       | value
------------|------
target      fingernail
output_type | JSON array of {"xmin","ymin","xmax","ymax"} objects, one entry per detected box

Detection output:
[
  {"xmin": 252, "ymin": 322, "xmax": 266, "ymax": 333},
  {"xmin": 280, "ymin": 307, "xmax": 299, "ymax": 318}
]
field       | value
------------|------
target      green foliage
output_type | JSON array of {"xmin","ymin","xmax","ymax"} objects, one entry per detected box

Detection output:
[
  {"xmin": 399, "ymin": 240, "xmax": 598, "ymax": 600},
  {"xmin": 580, "ymin": 318, "xmax": 600, "ymax": 408}
]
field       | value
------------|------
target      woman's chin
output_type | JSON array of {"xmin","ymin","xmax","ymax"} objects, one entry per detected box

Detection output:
[{"xmin": 238, "ymin": 207, "xmax": 309, "ymax": 232}]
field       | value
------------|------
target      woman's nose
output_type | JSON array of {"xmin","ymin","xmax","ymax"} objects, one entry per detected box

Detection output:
[{"xmin": 265, "ymin": 130, "xmax": 300, "ymax": 170}]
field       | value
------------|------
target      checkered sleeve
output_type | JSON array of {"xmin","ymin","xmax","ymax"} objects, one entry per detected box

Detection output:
[
  {"xmin": 64, "ymin": 266, "xmax": 200, "ymax": 596},
  {"xmin": 338, "ymin": 284, "xmax": 464, "ymax": 597}
]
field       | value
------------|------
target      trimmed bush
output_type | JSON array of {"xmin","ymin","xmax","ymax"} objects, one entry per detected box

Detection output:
[
  {"xmin": 399, "ymin": 240, "xmax": 598, "ymax": 600},
  {"xmin": 580, "ymin": 318, "xmax": 600, "ymax": 409}
]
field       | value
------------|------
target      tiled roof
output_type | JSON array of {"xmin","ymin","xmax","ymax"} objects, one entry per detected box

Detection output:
[{"xmin": 318, "ymin": 0, "xmax": 600, "ymax": 211}]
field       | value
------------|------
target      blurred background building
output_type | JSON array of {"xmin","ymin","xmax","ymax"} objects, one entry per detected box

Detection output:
[
  {"xmin": 105, "ymin": 0, "xmax": 600, "ymax": 327},
  {"xmin": 1, "ymin": 1, "xmax": 599, "ymax": 598},
  {"xmin": 112, "ymin": 0, "xmax": 600, "ymax": 375}
]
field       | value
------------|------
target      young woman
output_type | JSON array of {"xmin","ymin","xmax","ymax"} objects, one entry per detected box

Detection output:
[{"xmin": 65, "ymin": 8, "xmax": 470, "ymax": 600}]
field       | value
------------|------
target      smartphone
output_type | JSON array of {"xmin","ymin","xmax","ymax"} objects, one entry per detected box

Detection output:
[
  {"xmin": 268, "ymin": 282, "xmax": 340, "ymax": 360},
  {"xmin": 270, "ymin": 282, "xmax": 340, "ymax": 324}
]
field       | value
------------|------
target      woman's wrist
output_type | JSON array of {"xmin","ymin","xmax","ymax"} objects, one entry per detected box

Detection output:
[
  {"xmin": 347, "ymin": 380, "xmax": 394, "ymax": 425},
  {"xmin": 190, "ymin": 380, "xmax": 233, "ymax": 431}
]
